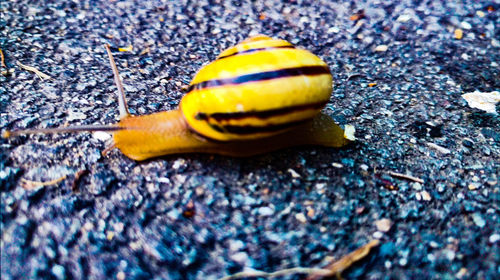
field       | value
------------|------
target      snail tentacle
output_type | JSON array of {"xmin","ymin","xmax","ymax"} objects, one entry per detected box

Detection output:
[{"xmin": 105, "ymin": 44, "xmax": 130, "ymax": 119}]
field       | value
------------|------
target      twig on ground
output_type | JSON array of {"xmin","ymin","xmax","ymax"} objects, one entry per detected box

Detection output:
[
  {"xmin": 16, "ymin": 61, "xmax": 53, "ymax": 80},
  {"xmin": 219, "ymin": 240, "xmax": 380, "ymax": 280},
  {"xmin": 386, "ymin": 171, "xmax": 424, "ymax": 184},
  {"xmin": 219, "ymin": 267, "xmax": 332, "ymax": 280},
  {"xmin": 21, "ymin": 175, "xmax": 67, "ymax": 190},
  {"xmin": 307, "ymin": 239, "xmax": 380, "ymax": 280}
]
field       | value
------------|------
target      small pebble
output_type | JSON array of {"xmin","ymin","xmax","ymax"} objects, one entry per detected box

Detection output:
[
  {"xmin": 397, "ymin": 14, "xmax": 411, "ymax": 22},
  {"xmin": 374, "ymin": 218, "xmax": 392, "ymax": 232},
  {"xmin": 492, "ymin": 39, "xmax": 500, "ymax": 47},
  {"xmin": 472, "ymin": 213, "xmax": 486, "ymax": 228},
  {"xmin": 489, "ymin": 233, "xmax": 500, "ymax": 243},
  {"xmin": 306, "ymin": 207, "xmax": 315, "ymax": 218},
  {"xmin": 295, "ymin": 213, "xmax": 307, "ymax": 223},
  {"xmin": 172, "ymin": 159, "xmax": 186, "ymax": 170},
  {"xmin": 468, "ymin": 183, "xmax": 480, "ymax": 190},
  {"xmin": 92, "ymin": 131, "xmax": 111, "ymax": 141},
  {"xmin": 288, "ymin": 169, "xmax": 301, "ymax": 178},
  {"xmin": 444, "ymin": 249, "xmax": 456, "ymax": 261},
  {"xmin": 327, "ymin": 26, "xmax": 339, "ymax": 33},
  {"xmin": 416, "ymin": 192, "xmax": 422, "ymax": 201},
  {"xmin": 437, "ymin": 183, "xmax": 446, "ymax": 193},
  {"xmin": 315, "ymin": 183, "xmax": 326, "ymax": 190},
  {"xmin": 374, "ymin": 44, "xmax": 388, "ymax": 52},
  {"xmin": 486, "ymin": 179, "xmax": 497, "ymax": 186},
  {"xmin": 421, "ymin": 191, "xmax": 431, "ymax": 201},
  {"xmin": 229, "ymin": 240, "xmax": 245, "ymax": 251},
  {"xmin": 429, "ymin": 241, "xmax": 439, "ymax": 248},
  {"xmin": 230, "ymin": 252, "xmax": 249, "ymax": 264},
  {"xmin": 331, "ymin": 162, "xmax": 343, "ymax": 168},
  {"xmin": 412, "ymin": 182, "xmax": 422, "ymax": 191},
  {"xmin": 456, "ymin": 268, "xmax": 468, "ymax": 278},
  {"xmin": 83, "ymin": 222, "xmax": 94, "ymax": 231},
  {"xmin": 117, "ymin": 271, "xmax": 126, "ymax": 280},
  {"xmin": 454, "ymin": 28, "xmax": 463, "ymax": 40},
  {"xmin": 258, "ymin": 206, "xmax": 275, "ymax": 217},
  {"xmin": 51, "ymin": 265, "xmax": 65, "ymax": 280},
  {"xmin": 460, "ymin": 21, "xmax": 472, "ymax": 30},
  {"xmin": 211, "ymin": 27, "xmax": 221, "ymax": 34},
  {"xmin": 76, "ymin": 83, "xmax": 86, "ymax": 91}
]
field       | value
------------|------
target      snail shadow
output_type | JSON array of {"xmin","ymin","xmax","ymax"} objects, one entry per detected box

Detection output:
[{"xmin": 134, "ymin": 140, "xmax": 359, "ymax": 182}]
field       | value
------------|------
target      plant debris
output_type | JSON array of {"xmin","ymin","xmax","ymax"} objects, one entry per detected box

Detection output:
[
  {"xmin": 21, "ymin": 175, "xmax": 67, "ymax": 190},
  {"xmin": 386, "ymin": 171, "xmax": 424, "ymax": 183},
  {"xmin": 220, "ymin": 240, "xmax": 380, "ymax": 280},
  {"xmin": 307, "ymin": 240, "xmax": 380, "ymax": 280},
  {"xmin": 0, "ymin": 48, "xmax": 6, "ymax": 68},
  {"xmin": 16, "ymin": 61, "xmax": 52, "ymax": 80},
  {"xmin": 462, "ymin": 90, "xmax": 500, "ymax": 114}
]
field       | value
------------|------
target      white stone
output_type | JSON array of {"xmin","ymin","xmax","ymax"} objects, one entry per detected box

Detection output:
[
  {"xmin": 258, "ymin": 206, "xmax": 275, "ymax": 216},
  {"xmin": 489, "ymin": 233, "xmax": 500, "ymax": 243}
]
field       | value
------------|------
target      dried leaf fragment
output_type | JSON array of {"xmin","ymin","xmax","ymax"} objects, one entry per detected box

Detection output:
[
  {"xmin": 16, "ymin": 61, "xmax": 52, "ymax": 80},
  {"xmin": 219, "ymin": 240, "xmax": 380, "ymax": 280},
  {"xmin": 0, "ymin": 48, "xmax": 6, "ymax": 68},
  {"xmin": 344, "ymin": 125, "xmax": 356, "ymax": 141},
  {"xmin": 349, "ymin": 11, "xmax": 365, "ymax": 21},
  {"xmin": 21, "ymin": 175, "xmax": 67, "ymax": 190},
  {"xmin": 462, "ymin": 90, "xmax": 500, "ymax": 114},
  {"xmin": 386, "ymin": 171, "xmax": 424, "ymax": 183},
  {"xmin": 118, "ymin": 45, "xmax": 133, "ymax": 52},
  {"xmin": 307, "ymin": 239, "xmax": 380, "ymax": 280}
]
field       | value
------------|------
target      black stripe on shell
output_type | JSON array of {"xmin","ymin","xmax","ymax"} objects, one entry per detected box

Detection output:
[
  {"xmin": 186, "ymin": 65, "xmax": 330, "ymax": 93},
  {"xmin": 195, "ymin": 99, "xmax": 329, "ymax": 121},
  {"xmin": 217, "ymin": 45, "xmax": 295, "ymax": 60},
  {"xmin": 209, "ymin": 118, "xmax": 311, "ymax": 135}
]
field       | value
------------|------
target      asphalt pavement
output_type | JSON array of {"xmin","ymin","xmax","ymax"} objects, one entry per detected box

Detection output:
[{"xmin": 1, "ymin": 1, "xmax": 499, "ymax": 279}]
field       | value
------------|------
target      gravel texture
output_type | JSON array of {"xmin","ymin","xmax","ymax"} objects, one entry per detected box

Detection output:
[{"xmin": 1, "ymin": 1, "xmax": 499, "ymax": 279}]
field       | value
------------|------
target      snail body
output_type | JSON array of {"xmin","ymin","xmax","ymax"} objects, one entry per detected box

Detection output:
[
  {"xmin": 5, "ymin": 36, "xmax": 352, "ymax": 161},
  {"xmin": 112, "ymin": 110, "xmax": 348, "ymax": 160}
]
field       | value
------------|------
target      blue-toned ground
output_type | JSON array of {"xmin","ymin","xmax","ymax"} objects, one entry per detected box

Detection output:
[{"xmin": 0, "ymin": 1, "xmax": 498, "ymax": 279}]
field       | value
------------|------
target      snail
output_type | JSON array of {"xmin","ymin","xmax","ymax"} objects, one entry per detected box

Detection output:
[{"xmin": 3, "ymin": 35, "xmax": 354, "ymax": 161}]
